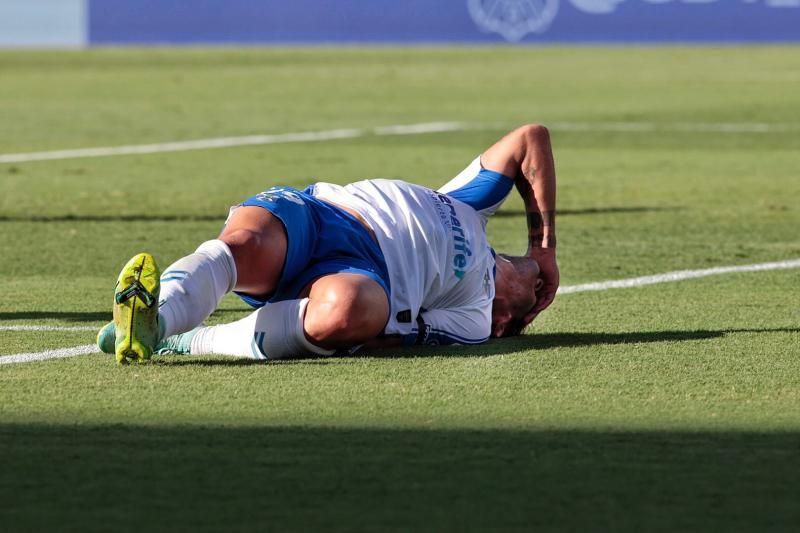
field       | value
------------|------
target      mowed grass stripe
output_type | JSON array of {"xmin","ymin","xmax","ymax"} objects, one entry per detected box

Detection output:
[{"xmin": 1, "ymin": 120, "xmax": 797, "ymax": 164}]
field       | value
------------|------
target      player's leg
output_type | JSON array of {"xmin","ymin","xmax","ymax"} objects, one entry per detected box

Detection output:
[
  {"xmin": 177, "ymin": 272, "xmax": 390, "ymax": 359},
  {"xmin": 217, "ymin": 206, "xmax": 287, "ymax": 297},
  {"xmin": 303, "ymin": 272, "xmax": 390, "ymax": 349},
  {"xmin": 156, "ymin": 206, "xmax": 287, "ymax": 337},
  {"xmin": 108, "ymin": 206, "xmax": 288, "ymax": 364}
]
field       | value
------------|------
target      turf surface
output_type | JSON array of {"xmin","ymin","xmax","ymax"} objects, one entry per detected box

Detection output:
[{"xmin": 1, "ymin": 47, "xmax": 799, "ymax": 531}]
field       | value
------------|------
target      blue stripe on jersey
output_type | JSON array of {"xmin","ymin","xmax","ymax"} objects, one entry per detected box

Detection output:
[
  {"xmin": 404, "ymin": 327, "xmax": 489, "ymax": 346},
  {"xmin": 160, "ymin": 275, "xmax": 188, "ymax": 283},
  {"xmin": 445, "ymin": 168, "xmax": 514, "ymax": 213},
  {"xmin": 428, "ymin": 328, "xmax": 488, "ymax": 345}
]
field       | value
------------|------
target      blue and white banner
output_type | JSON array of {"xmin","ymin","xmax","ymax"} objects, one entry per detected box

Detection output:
[
  {"xmin": 1, "ymin": 0, "xmax": 798, "ymax": 47},
  {"xmin": 0, "ymin": 0, "xmax": 86, "ymax": 47},
  {"xmin": 87, "ymin": 0, "xmax": 800, "ymax": 44}
]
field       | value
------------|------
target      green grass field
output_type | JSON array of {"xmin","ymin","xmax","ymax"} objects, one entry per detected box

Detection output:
[{"xmin": 1, "ymin": 47, "xmax": 799, "ymax": 531}]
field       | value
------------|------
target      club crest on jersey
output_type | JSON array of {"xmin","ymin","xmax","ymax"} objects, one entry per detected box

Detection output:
[{"xmin": 467, "ymin": 0, "xmax": 559, "ymax": 41}]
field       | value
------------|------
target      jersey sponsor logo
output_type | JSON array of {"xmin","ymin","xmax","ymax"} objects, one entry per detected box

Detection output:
[{"xmin": 432, "ymin": 193, "xmax": 472, "ymax": 280}]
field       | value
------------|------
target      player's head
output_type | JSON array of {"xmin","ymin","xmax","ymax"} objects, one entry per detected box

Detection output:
[{"xmin": 491, "ymin": 254, "xmax": 542, "ymax": 337}]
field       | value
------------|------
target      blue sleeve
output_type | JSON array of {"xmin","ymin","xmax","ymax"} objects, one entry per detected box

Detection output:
[{"xmin": 444, "ymin": 168, "xmax": 515, "ymax": 216}]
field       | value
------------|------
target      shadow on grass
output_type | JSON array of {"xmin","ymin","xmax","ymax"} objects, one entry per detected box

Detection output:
[
  {"xmin": 157, "ymin": 327, "xmax": 798, "ymax": 366},
  {"xmin": 362, "ymin": 327, "xmax": 800, "ymax": 359},
  {"xmin": 0, "ymin": 214, "xmax": 223, "ymax": 223},
  {"xmin": 492, "ymin": 206, "xmax": 682, "ymax": 218},
  {"xmin": 0, "ymin": 308, "xmax": 248, "ymax": 324},
  {"xmin": 0, "ymin": 423, "xmax": 797, "ymax": 532},
  {"xmin": 156, "ymin": 357, "xmax": 269, "ymax": 367}
]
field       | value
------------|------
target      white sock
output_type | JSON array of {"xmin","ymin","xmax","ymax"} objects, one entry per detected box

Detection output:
[
  {"xmin": 190, "ymin": 298, "xmax": 335, "ymax": 360},
  {"xmin": 158, "ymin": 239, "xmax": 237, "ymax": 339}
]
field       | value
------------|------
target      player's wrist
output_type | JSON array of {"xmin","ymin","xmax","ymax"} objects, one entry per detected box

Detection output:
[
  {"xmin": 527, "ymin": 230, "xmax": 556, "ymax": 250},
  {"xmin": 541, "ymin": 236, "xmax": 557, "ymax": 249},
  {"xmin": 526, "ymin": 210, "xmax": 555, "ymax": 249}
]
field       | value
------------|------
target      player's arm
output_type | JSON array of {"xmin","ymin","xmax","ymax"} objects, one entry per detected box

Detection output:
[
  {"xmin": 480, "ymin": 124, "xmax": 559, "ymax": 320},
  {"xmin": 402, "ymin": 307, "xmax": 491, "ymax": 347},
  {"xmin": 362, "ymin": 306, "xmax": 491, "ymax": 349}
]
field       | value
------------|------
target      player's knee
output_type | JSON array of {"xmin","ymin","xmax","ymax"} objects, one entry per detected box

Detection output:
[
  {"xmin": 219, "ymin": 209, "xmax": 287, "ymax": 295},
  {"xmin": 220, "ymin": 227, "xmax": 261, "ymax": 259},
  {"xmin": 219, "ymin": 228, "xmax": 266, "ymax": 287},
  {"xmin": 304, "ymin": 289, "xmax": 387, "ymax": 348},
  {"xmin": 304, "ymin": 307, "xmax": 355, "ymax": 347},
  {"xmin": 304, "ymin": 302, "xmax": 372, "ymax": 347}
]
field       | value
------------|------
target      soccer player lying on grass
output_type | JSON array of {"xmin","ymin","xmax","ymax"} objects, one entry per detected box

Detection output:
[{"xmin": 98, "ymin": 124, "xmax": 559, "ymax": 364}]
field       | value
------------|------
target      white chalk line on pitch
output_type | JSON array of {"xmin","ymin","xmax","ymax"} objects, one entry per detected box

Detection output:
[
  {"xmin": 2, "ymin": 257, "xmax": 799, "ymax": 366},
  {"xmin": 557, "ymin": 258, "xmax": 800, "ymax": 294},
  {"xmin": 1, "ymin": 120, "xmax": 799, "ymax": 164},
  {"xmin": 548, "ymin": 121, "xmax": 800, "ymax": 134},
  {"xmin": 0, "ymin": 344, "xmax": 99, "ymax": 365},
  {"xmin": 0, "ymin": 325, "xmax": 98, "ymax": 332},
  {"xmin": 0, "ymin": 122, "xmax": 466, "ymax": 164}
]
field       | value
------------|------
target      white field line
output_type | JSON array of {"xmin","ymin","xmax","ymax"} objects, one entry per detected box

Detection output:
[
  {"xmin": 1, "ymin": 120, "xmax": 798, "ymax": 165},
  {"xmin": 2, "ymin": 257, "xmax": 799, "ymax": 366},
  {"xmin": 0, "ymin": 325, "xmax": 98, "ymax": 332},
  {"xmin": 0, "ymin": 344, "xmax": 98, "ymax": 365},
  {"xmin": 550, "ymin": 121, "xmax": 800, "ymax": 133},
  {"xmin": 557, "ymin": 258, "xmax": 800, "ymax": 294},
  {"xmin": 0, "ymin": 121, "xmax": 466, "ymax": 164}
]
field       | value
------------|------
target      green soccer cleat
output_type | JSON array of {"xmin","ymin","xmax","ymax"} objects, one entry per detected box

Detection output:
[
  {"xmin": 98, "ymin": 321, "xmax": 197, "ymax": 356},
  {"xmin": 96, "ymin": 321, "xmax": 115, "ymax": 355},
  {"xmin": 113, "ymin": 253, "xmax": 161, "ymax": 365},
  {"xmin": 154, "ymin": 328, "xmax": 199, "ymax": 356}
]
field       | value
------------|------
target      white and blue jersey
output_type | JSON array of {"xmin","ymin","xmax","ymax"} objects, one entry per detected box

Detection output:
[
  {"xmin": 233, "ymin": 157, "xmax": 514, "ymax": 345},
  {"xmin": 310, "ymin": 156, "xmax": 515, "ymax": 345},
  {"xmin": 235, "ymin": 186, "xmax": 391, "ymax": 309}
]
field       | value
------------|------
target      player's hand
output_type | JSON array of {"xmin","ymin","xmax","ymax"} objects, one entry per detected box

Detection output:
[{"xmin": 525, "ymin": 247, "xmax": 559, "ymax": 323}]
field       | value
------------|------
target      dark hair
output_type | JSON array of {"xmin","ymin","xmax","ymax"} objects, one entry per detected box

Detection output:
[{"xmin": 503, "ymin": 317, "xmax": 528, "ymax": 337}]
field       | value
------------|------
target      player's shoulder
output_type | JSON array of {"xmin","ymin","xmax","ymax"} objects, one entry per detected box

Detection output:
[
  {"xmin": 356, "ymin": 177, "xmax": 428, "ymax": 191},
  {"xmin": 347, "ymin": 178, "xmax": 438, "ymax": 201}
]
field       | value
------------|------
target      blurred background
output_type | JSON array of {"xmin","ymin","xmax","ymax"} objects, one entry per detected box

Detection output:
[{"xmin": 1, "ymin": 0, "xmax": 799, "ymax": 47}]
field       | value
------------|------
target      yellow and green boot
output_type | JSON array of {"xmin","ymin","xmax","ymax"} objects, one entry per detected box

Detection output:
[
  {"xmin": 97, "ymin": 322, "xmax": 197, "ymax": 356},
  {"xmin": 112, "ymin": 253, "xmax": 161, "ymax": 365}
]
